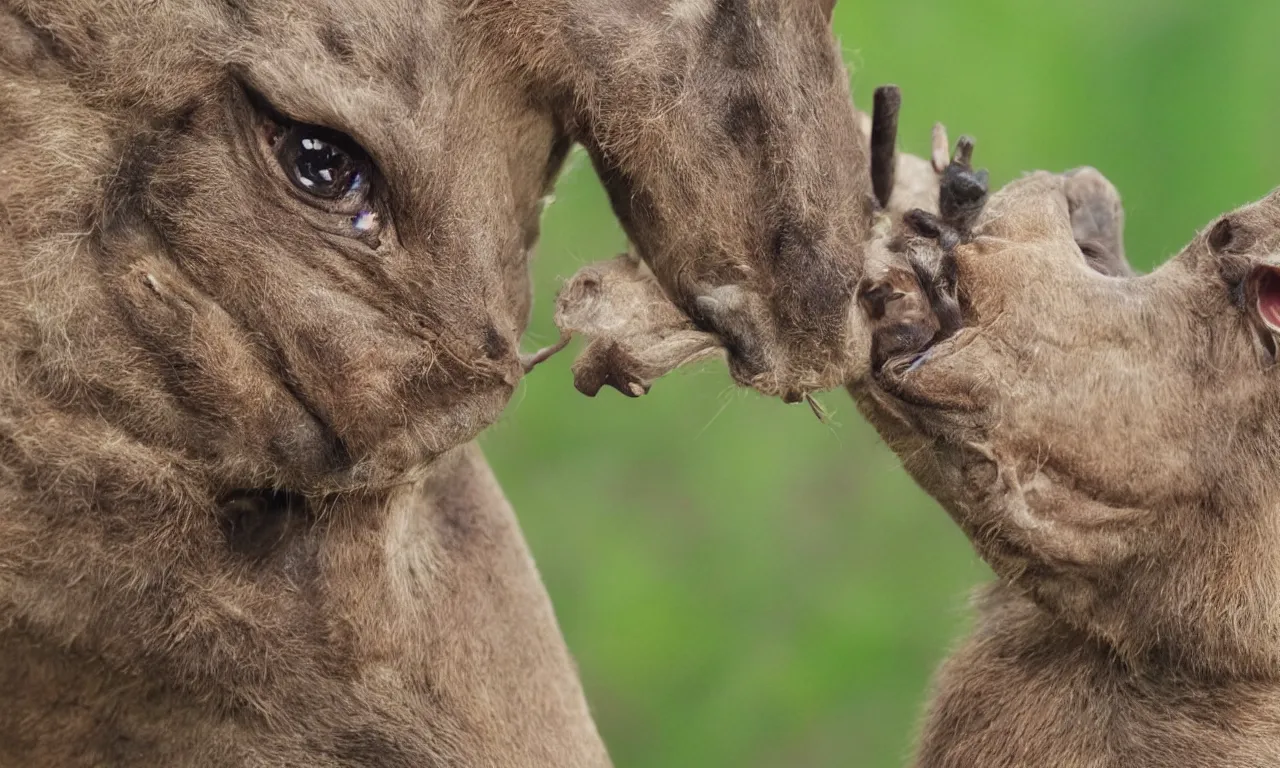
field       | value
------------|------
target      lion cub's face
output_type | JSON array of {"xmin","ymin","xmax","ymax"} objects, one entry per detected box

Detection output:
[
  {"xmin": 5, "ymin": 0, "xmax": 567, "ymax": 492},
  {"xmin": 854, "ymin": 174, "xmax": 1280, "ymax": 669},
  {"xmin": 862, "ymin": 177, "xmax": 1280, "ymax": 537}
]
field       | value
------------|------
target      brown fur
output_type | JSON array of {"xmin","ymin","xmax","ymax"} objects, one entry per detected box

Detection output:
[
  {"xmin": 0, "ymin": 0, "xmax": 863, "ymax": 764},
  {"xmin": 548, "ymin": 99, "xmax": 958, "ymax": 401},
  {"xmin": 855, "ymin": 171, "xmax": 1280, "ymax": 766},
  {"xmin": 550, "ymin": 252, "xmax": 721, "ymax": 398},
  {"xmin": 476, "ymin": 0, "xmax": 874, "ymax": 400}
]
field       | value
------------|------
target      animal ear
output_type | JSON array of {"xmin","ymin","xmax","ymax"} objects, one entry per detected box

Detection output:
[
  {"xmin": 821, "ymin": 0, "xmax": 837, "ymax": 22},
  {"xmin": 1208, "ymin": 216, "xmax": 1243, "ymax": 254}
]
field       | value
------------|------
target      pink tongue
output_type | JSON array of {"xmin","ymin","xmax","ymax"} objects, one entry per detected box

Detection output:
[{"xmin": 1258, "ymin": 269, "xmax": 1280, "ymax": 330}]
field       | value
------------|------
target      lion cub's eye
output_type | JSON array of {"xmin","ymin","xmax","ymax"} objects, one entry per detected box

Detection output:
[
  {"xmin": 270, "ymin": 124, "xmax": 371, "ymax": 202},
  {"xmin": 242, "ymin": 84, "xmax": 381, "ymax": 234}
]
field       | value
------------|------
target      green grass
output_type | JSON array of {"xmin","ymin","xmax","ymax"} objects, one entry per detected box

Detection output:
[{"xmin": 480, "ymin": 3, "xmax": 1280, "ymax": 765}]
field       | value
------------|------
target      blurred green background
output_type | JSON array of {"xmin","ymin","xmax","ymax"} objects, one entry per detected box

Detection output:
[{"xmin": 481, "ymin": 2, "xmax": 1280, "ymax": 766}]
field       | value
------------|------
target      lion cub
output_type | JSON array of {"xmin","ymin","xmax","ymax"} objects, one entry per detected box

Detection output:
[{"xmin": 856, "ymin": 172, "xmax": 1280, "ymax": 767}]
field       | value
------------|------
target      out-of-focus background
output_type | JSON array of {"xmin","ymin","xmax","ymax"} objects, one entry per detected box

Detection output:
[{"xmin": 482, "ymin": 2, "xmax": 1280, "ymax": 766}]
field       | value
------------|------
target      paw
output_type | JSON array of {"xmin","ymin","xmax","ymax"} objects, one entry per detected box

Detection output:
[
  {"xmin": 858, "ymin": 246, "xmax": 962, "ymax": 376},
  {"xmin": 937, "ymin": 134, "xmax": 990, "ymax": 235},
  {"xmin": 861, "ymin": 85, "xmax": 990, "ymax": 235}
]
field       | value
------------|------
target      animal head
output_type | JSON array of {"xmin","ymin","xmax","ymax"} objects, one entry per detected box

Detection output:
[
  {"xmin": 855, "ymin": 169, "xmax": 1280, "ymax": 676},
  {"xmin": 537, "ymin": 85, "xmax": 967, "ymax": 405},
  {"xmin": 487, "ymin": 0, "xmax": 870, "ymax": 401},
  {"xmin": 2, "ymin": 0, "xmax": 593, "ymax": 496},
  {"xmin": 2, "ymin": 0, "xmax": 919, "ymax": 493}
]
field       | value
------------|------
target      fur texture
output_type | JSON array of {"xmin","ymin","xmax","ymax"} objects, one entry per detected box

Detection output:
[
  {"xmin": 547, "ymin": 252, "xmax": 722, "ymax": 398},
  {"xmin": 473, "ymin": 0, "xmax": 876, "ymax": 400},
  {"xmin": 855, "ymin": 170, "xmax": 1280, "ymax": 767},
  {"xmin": 549, "ymin": 105, "xmax": 956, "ymax": 399},
  {"xmin": 0, "ymin": 0, "xmax": 864, "ymax": 764}
]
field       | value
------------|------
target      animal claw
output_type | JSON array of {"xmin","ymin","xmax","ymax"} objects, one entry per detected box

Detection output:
[
  {"xmin": 931, "ymin": 122, "xmax": 951, "ymax": 175},
  {"xmin": 870, "ymin": 85, "xmax": 902, "ymax": 210},
  {"xmin": 938, "ymin": 135, "xmax": 989, "ymax": 236}
]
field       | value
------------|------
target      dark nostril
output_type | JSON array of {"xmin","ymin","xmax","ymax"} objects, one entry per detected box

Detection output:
[
  {"xmin": 1209, "ymin": 217, "xmax": 1237, "ymax": 254},
  {"xmin": 713, "ymin": 321, "xmax": 765, "ymax": 375}
]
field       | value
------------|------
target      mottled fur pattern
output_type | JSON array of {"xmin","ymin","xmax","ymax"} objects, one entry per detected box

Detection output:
[
  {"xmin": 856, "ymin": 172, "xmax": 1280, "ymax": 766},
  {"xmin": 0, "ymin": 0, "xmax": 862, "ymax": 765}
]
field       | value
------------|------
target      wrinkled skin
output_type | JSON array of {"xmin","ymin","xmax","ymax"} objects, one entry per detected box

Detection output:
[
  {"xmin": 0, "ymin": 0, "xmax": 866, "ymax": 765},
  {"xmin": 856, "ymin": 173, "xmax": 1280, "ymax": 767}
]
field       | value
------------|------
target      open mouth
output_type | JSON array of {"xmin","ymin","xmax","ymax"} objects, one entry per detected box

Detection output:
[{"xmin": 1254, "ymin": 264, "xmax": 1280, "ymax": 332}]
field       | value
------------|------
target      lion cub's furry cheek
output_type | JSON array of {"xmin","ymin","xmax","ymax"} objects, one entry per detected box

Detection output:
[
  {"xmin": 112, "ymin": 254, "xmax": 346, "ymax": 483},
  {"xmin": 62, "ymin": 81, "xmax": 529, "ymax": 490}
]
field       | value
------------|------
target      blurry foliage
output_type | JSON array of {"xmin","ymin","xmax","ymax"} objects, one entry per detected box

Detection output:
[{"xmin": 480, "ymin": 2, "xmax": 1280, "ymax": 765}]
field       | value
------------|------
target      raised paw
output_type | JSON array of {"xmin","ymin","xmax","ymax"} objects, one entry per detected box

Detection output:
[
  {"xmin": 863, "ymin": 106, "xmax": 990, "ymax": 232},
  {"xmin": 858, "ymin": 248, "xmax": 962, "ymax": 375},
  {"xmin": 937, "ymin": 134, "xmax": 990, "ymax": 235}
]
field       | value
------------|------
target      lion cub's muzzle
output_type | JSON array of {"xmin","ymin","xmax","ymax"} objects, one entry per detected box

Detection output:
[{"xmin": 691, "ymin": 281, "xmax": 859, "ymax": 402}]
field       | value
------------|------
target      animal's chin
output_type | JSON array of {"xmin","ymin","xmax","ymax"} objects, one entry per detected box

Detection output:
[
  {"xmin": 265, "ymin": 380, "xmax": 516, "ymax": 495},
  {"xmin": 363, "ymin": 386, "xmax": 516, "ymax": 485},
  {"xmin": 723, "ymin": 346, "xmax": 849, "ymax": 403},
  {"xmin": 698, "ymin": 303, "xmax": 852, "ymax": 400},
  {"xmin": 716, "ymin": 328, "xmax": 797, "ymax": 398}
]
